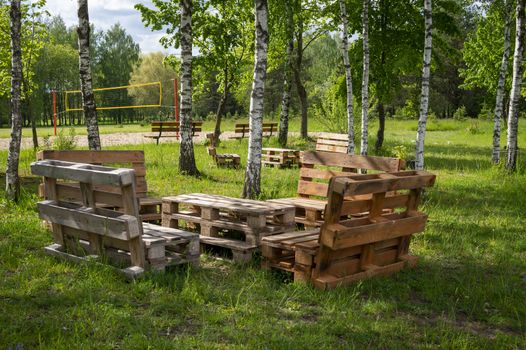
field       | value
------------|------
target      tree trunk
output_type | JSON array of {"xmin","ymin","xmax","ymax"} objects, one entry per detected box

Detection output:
[
  {"xmin": 339, "ymin": 0, "xmax": 355, "ymax": 154},
  {"xmin": 77, "ymin": 0, "xmax": 101, "ymax": 150},
  {"xmin": 493, "ymin": 1, "xmax": 512, "ymax": 164},
  {"xmin": 506, "ymin": 0, "xmax": 525, "ymax": 172},
  {"xmin": 293, "ymin": 15, "xmax": 308, "ymax": 139},
  {"xmin": 6, "ymin": 0, "xmax": 22, "ymax": 201},
  {"xmin": 375, "ymin": 102, "xmax": 385, "ymax": 152},
  {"xmin": 242, "ymin": 0, "xmax": 268, "ymax": 199},
  {"xmin": 179, "ymin": 0, "xmax": 199, "ymax": 176},
  {"xmin": 30, "ymin": 100, "xmax": 38, "ymax": 150},
  {"xmin": 415, "ymin": 0, "xmax": 433, "ymax": 170},
  {"xmin": 278, "ymin": 0, "xmax": 294, "ymax": 147},
  {"xmin": 360, "ymin": 0, "xmax": 370, "ymax": 156},
  {"xmin": 213, "ymin": 65, "xmax": 228, "ymax": 147}
]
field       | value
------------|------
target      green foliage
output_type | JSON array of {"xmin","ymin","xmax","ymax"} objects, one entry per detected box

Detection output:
[
  {"xmin": 53, "ymin": 127, "xmax": 77, "ymax": 150},
  {"xmin": 466, "ymin": 119, "xmax": 482, "ymax": 134},
  {"xmin": 453, "ymin": 105, "xmax": 468, "ymax": 120},
  {"xmin": 312, "ymin": 76, "xmax": 347, "ymax": 133},
  {"xmin": 395, "ymin": 99, "xmax": 418, "ymax": 120}
]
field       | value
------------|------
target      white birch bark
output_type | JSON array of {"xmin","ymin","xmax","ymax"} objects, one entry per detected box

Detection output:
[
  {"xmin": 415, "ymin": 0, "xmax": 433, "ymax": 170},
  {"xmin": 360, "ymin": 0, "xmax": 369, "ymax": 156},
  {"xmin": 278, "ymin": 0, "xmax": 294, "ymax": 147},
  {"xmin": 6, "ymin": 0, "xmax": 22, "ymax": 201},
  {"xmin": 242, "ymin": 0, "xmax": 268, "ymax": 199},
  {"xmin": 77, "ymin": 0, "xmax": 101, "ymax": 150},
  {"xmin": 505, "ymin": 0, "xmax": 525, "ymax": 171},
  {"xmin": 492, "ymin": 1, "xmax": 512, "ymax": 164},
  {"xmin": 179, "ymin": 0, "xmax": 199, "ymax": 176},
  {"xmin": 340, "ymin": 0, "xmax": 355, "ymax": 154}
]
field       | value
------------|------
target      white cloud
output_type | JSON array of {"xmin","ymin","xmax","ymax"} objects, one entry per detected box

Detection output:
[{"xmin": 42, "ymin": 0, "xmax": 174, "ymax": 53}]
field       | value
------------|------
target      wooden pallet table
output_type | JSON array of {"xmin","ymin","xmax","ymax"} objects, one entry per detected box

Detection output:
[
  {"xmin": 262, "ymin": 148, "xmax": 300, "ymax": 168},
  {"xmin": 162, "ymin": 193, "xmax": 296, "ymax": 262}
]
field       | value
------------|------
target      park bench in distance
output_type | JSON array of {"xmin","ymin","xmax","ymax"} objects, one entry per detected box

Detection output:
[
  {"xmin": 144, "ymin": 121, "xmax": 203, "ymax": 144},
  {"xmin": 37, "ymin": 150, "xmax": 162, "ymax": 222},
  {"xmin": 316, "ymin": 133, "xmax": 349, "ymax": 153},
  {"xmin": 31, "ymin": 160, "xmax": 200, "ymax": 278},
  {"xmin": 261, "ymin": 170, "xmax": 436, "ymax": 289},
  {"xmin": 229, "ymin": 122, "xmax": 278, "ymax": 139},
  {"xmin": 268, "ymin": 151, "xmax": 406, "ymax": 228}
]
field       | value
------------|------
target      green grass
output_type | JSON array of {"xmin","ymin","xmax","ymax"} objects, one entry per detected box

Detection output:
[{"xmin": 1, "ymin": 119, "xmax": 526, "ymax": 348}]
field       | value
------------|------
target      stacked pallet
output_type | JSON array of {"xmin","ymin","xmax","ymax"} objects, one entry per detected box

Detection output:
[
  {"xmin": 31, "ymin": 160, "xmax": 200, "ymax": 278},
  {"xmin": 261, "ymin": 148, "xmax": 300, "ymax": 168},
  {"xmin": 261, "ymin": 170, "xmax": 436, "ymax": 289},
  {"xmin": 162, "ymin": 193, "xmax": 295, "ymax": 262}
]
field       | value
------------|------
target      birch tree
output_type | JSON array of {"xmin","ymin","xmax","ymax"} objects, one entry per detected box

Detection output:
[
  {"xmin": 77, "ymin": 0, "xmax": 101, "ymax": 150},
  {"xmin": 242, "ymin": 0, "xmax": 268, "ymax": 198},
  {"xmin": 339, "ymin": 0, "xmax": 354, "ymax": 154},
  {"xmin": 415, "ymin": 0, "xmax": 433, "ymax": 170},
  {"xmin": 179, "ymin": 0, "xmax": 199, "ymax": 176},
  {"xmin": 360, "ymin": 0, "xmax": 369, "ymax": 156},
  {"xmin": 492, "ymin": 1, "xmax": 512, "ymax": 164},
  {"xmin": 5, "ymin": 0, "xmax": 22, "ymax": 201},
  {"xmin": 278, "ymin": 0, "xmax": 293, "ymax": 147},
  {"xmin": 505, "ymin": 0, "xmax": 525, "ymax": 172}
]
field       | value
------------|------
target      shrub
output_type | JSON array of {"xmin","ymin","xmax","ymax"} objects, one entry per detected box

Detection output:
[
  {"xmin": 395, "ymin": 100, "xmax": 417, "ymax": 120},
  {"xmin": 453, "ymin": 106, "xmax": 467, "ymax": 120},
  {"xmin": 466, "ymin": 120, "xmax": 482, "ymax": 134},
  {"xmin": 53, "ymin": 128, "xmax": 77, "ymax": 150}
]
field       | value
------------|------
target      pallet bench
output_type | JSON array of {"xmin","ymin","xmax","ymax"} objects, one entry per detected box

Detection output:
[
  {"xmin": 261, "ymin": 170, "xmax": 436, "ymax": 289},
  {"xmin": 268, "ymin": 151, "xmax": 406, "ymax": 228},
  {"xmin": 316, "ymin": 133, "xmax": 349, "ymax": 153},
  {"xmin": 206, "ymin": 133, "xmax": 241, "ymax": 168},
  {"xmin": 31, "ymin": 160, "xmax": 200, "ymax": 278},
  {"xmin": 229, "ymin": 122, "xmax": 278, "ymax": 139},
  {"xmin": 261, "ymin": 148, "xmax": 300, "ymax": 168},
  {"xmin": 144, "ymin": 121, "xmax": 203, "ymax": 144},
  {"xmin": 162, "ymin": 193, "xmax": 295, "ymax": 262},
  {"xmin": 37, "ymin": 150, "xmax": 162, "ymax": 222}
]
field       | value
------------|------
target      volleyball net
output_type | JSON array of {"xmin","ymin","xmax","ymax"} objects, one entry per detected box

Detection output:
[{"xmin": 64, "ymin": 81, "xmax": 163, "ymax": 112}]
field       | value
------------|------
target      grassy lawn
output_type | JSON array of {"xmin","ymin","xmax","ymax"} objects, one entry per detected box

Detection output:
[{"xmin": 0, "ymin": 119, "xmax": 525, "ymax": 348}]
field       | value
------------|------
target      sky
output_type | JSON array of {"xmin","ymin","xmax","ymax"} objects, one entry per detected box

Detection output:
[{"xmin": 43, "ymin": 0, "xmax": 170, "ymax": 53}]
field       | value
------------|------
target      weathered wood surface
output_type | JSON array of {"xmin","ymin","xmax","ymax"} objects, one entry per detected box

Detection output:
[
  {"xmin": 37, "ymin": 150, "xmax": 162, "ymax": 221},
  {"xmin": 268, "ymin": 151, "xmax": 406, "ymax": 228},
  {"xmin": 261, "ymin": 170, "xmax": 436, "ymax": 289},
  {"xmin": 229, "ymin": 122, "xmax": 278, "ymax": 139},
  {"xmin": 162, "ymin": 193, "xmax": 295, "ymax": 261},
  {"xmin": 206, "ymin": 133, "xmax": 241, "ymax": 168},
  {"xmin": 261, "ymin": 147, "xmax": 299, "ymax": 168},
  {"xmin": 32, "ymin": 160, "xmax": 200, "ymax": 277},
  {"xmin": 316, "ymin": 134, "xmax": 350, "ymax": 154}
]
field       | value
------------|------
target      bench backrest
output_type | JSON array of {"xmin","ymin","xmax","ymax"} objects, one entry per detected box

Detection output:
[
  {"xmin": 234, "ymin": 122, "xmax": 278, "ymax": 137},
  {"xmin": 31, "ymin": 160, "xmax": 146, "ymax": 267},
  {"xmin": 151, "ymin": 121, "xmax": 203, "ymax": 135},
  {"xmin": 37, "ymin": 150, "xmax": 149, "ymax": 198},
  {"xmin": 297, "ymin": 151, "xmax": 406, "ymax": 199},
  {"xmin": 316, "ymin": 134, "xmax": 349, "ymax": 153},
  {"xmin": 313, "ymin": 171, "xmax": 436, "ymax": 284}
]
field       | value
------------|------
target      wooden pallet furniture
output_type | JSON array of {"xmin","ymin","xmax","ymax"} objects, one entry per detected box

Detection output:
[
  {"xmin": 206, "ymin": 133, "xmax": 241, "ymax": 168},
  {"xmin": 229, "ymin": 122, "xmax": 278, "ymax": 139},
  {"xmin": 162, "ymin": 193, "xmax": 295, "ymax": 262},
  {"xmin": 37, "ymin": 150, "xmax": 162, "ymax": 222},
  {"xmin": 31, "ymin": 160, "xmax": 200, "ymax": 278},
  {"xmin": 268, "ymin": 151, "xmax": 406, "ymax": 227},
  {"xmin": 144, "ymin": 121, "xmax": 203, "ymax": 144},
  {"xmin": 261, "ymin": 148, "xmax": 300, "ymax": 168},
  {"xmin": 316, "ymin": 133, "xmax": 349, "ymax": 153},
  {"xmin": 261, "ymin": 170, "xmax": 436, "ymax": 289}
]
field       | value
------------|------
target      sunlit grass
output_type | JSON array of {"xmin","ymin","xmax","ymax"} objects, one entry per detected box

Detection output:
[{"xmin": 0, "ymin": 119, "xmax": 525, "ymax": 348}]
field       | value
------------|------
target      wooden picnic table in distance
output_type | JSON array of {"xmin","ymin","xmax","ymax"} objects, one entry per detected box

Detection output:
[
  {"xmin": 261, "ymin": 148, "xmax": 300, "ymax": 168},
  {"xmin": 162, "ymin": 193, "xmax": 296, "ymax": 262}
]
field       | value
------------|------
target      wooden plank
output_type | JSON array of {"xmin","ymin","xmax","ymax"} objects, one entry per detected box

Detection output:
[
  {"xmin": 31, "ymin": 160, "xmax": 135, "ymax": 186},
  {"xmin": 297, "ymin": 180, "xmax": 329, "ymax": 198},
  {"xmin": 322, "ymin": 212, "xmax": 428, "ymax": 250},
  {"xmin": 37, "ymin": 200, "xmax": 140, "ymax": 240},
  {"xmin": 301, "ymin": 151, "xmax": 402, "ymax": 172},
  {"xmin": 200, "ymin": 236, "xmax": 257, "ymax": 250},
  {"xmin": 37, "ymin": 150, "xmax": 145, "ymax": 164}
]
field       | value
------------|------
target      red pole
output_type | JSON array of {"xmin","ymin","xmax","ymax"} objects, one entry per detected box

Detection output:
[
  {"xmin": 52, "ymin": 90, "xmax": 57, "ymax": 136},
  {"xmin": 174, "ymin": 78, "xmax": 179, "ymax": 139}
]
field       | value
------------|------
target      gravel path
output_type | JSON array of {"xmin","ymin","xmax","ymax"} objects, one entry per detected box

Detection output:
[{"xmin": 0, "ymin": 131, "xmax": 325, "ymax": 150}]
